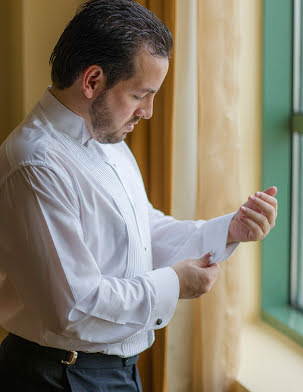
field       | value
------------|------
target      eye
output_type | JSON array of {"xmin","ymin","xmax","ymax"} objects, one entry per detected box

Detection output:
[{"xmin": 133, "ymin": 95, "xmax": 144, "ymax": 101}]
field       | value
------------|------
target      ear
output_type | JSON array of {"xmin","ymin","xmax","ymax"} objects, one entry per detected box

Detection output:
[{"xmin": 82, "ymin": 65, "xmax": 106, "ymax": 99}]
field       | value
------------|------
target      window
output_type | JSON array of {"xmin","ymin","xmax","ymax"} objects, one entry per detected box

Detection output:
[
  {"xmin": 291, "ymin": 0, "xmax": 303, "ymax": 311},
  {"xmin": 262, "ymin": 0, "xmax": 303, "ymax": 346}
]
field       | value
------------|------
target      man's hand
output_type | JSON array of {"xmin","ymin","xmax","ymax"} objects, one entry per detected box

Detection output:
[
  {"xmin": 172, "ymin": 253, "xmax": 220, "ymax": 299},
  {"xmin": 227, "ymin": 186, "xmax": 278, "ymax": 244}
]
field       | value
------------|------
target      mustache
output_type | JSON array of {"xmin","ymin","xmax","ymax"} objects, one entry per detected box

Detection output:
[{"xmin": 125, "ymin": 117, "xmax": 141, "ymax": 126}]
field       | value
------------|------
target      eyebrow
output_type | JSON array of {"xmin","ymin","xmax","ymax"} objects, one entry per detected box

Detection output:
[{"xmin": 137, "ymin": 88, "xmax": 158, "ymax": 94}]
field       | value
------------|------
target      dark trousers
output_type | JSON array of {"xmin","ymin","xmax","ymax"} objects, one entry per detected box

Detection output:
[{"xmin": 0, "ymin": 333, "xmax": 143, "ymax": 392}]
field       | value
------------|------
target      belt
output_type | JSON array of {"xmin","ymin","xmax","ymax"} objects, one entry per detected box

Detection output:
[{"xmin": 3, "ymin": 333, "xmax": 138, "ymax": 368}]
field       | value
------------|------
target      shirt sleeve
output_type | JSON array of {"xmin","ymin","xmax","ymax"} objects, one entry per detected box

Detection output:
[
  {"xmin": 148, "ymin": 202, "xmax": 239, "ymax": 269},
  {"xmin": 0, "ymin": 165, "xmax": 178, "ymax": 343}
]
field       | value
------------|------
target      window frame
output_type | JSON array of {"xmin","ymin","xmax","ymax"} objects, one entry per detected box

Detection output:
[{"xmin": 262, "ymin": 0, "xmax": 303, "ymax": 346}]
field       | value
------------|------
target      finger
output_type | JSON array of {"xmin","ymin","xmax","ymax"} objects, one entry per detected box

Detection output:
[
  {"xmin": 248, "ymin": 195, "xmax": 276, "ymax": 227},
  {"xmin": 263, "ymin": 186, "xmax": 277, "ymax": 197},
  {"xmin": 201, "ymin": 262, "xmax": 220, "ymax": 290},
  {"xmin": 244, "ymin": 187, "xmax": 277, "ymax": 214},
  {"xmin": 240, "ymin": 206, "xmax": 270, "ymax": 235},
  {"xmin": 243, "ymin": 198, "xmax": 262, "ymax": 214},
  {"xmin": 240, "ymin": 215, "xmax": 265, "ymax": 240},
  {"xmin": 197, "ymin": 252, "xmax": 213, "ymax": 268},
  {"xmin": 243, "ymin": 195, "xmax": 265, "ymax": 213},
  {"xmin": 255, "ymin": 191, "xmax": 278, "ymax": 216},
  {"xmin": 206, "ymin": 262, "xmax": 220, "ymax": 274}
]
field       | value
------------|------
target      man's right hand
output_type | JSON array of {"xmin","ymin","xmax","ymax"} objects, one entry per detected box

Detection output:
[{"xmin": 172, "ymin": 253, "xmax": 220, "ymax": 299}]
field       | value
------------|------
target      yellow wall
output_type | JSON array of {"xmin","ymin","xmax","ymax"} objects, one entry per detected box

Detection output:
[
  {"xmin": 22, "ymin": 0, "xmax": 81, "ymax": 114},
  {"xmin": 0, "ymin": 0, "xmax": 81, "ymax": 142},
  {"xmin": 0, "ymin": 1, "xmax": 11, "ymax": 138},
  {"xmin": 0, "ymin": 0, "xmax": 23, "ymax": 143},
  {"xmin": 0, "ymin": 0, "xmax": 24, "ymax": 340}
]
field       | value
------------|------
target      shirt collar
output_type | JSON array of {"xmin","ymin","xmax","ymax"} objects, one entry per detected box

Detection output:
[{"xmin": 39, "ymin": 87, "xmax": 92, "ymax": 145}]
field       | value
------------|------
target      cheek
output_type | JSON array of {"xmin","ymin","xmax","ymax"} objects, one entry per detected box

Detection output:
[
  {"xmin": 116, "ymin": 99, "xmax": 137, "ymax": 121},
  {"xmin": 107, "ymin": 92, "xmax": 137, "ymax": 125}
]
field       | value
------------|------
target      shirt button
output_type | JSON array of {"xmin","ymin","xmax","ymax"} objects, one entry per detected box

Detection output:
[
  {"xmin": 156, "ymin": 318, "xmax": 162, "ymax": 326},
  {"xmin": 144, "ymin": 247, "xmax": 147, "ymax": 251}
]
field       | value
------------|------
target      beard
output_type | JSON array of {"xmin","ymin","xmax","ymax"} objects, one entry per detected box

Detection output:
[
  {"xmin": 89, "ymin": 90, "xmax": 122, "ymax": 144},
  {"xmin": 89, "ymin": 90, "xmax": 140, "ymax": 144}
]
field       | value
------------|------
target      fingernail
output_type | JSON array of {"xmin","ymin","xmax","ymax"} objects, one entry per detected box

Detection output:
[
  {"xmin": 255, "ymin": 192, "xmax": 261, "ymax": 197},
  {"xmin": 241, "ymin": 206, "xmax": 247, "ymax": 212},
  {"xmin": 209, "ymin": 256, "xmax": 214, "ymax": 262},
  {"xmin": 249, "ymin": 195, "xmax": 255, "ymax": 201}
]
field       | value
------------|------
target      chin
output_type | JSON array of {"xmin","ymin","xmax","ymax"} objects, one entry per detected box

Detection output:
[{"xmin": 93, "ymin": 127, "xmax": 127, "ymax": 144}]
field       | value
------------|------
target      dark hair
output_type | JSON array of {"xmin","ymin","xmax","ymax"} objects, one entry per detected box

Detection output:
[{"xmin": 49, "ymin": 0, "xmax": 173, "ymax": 89}]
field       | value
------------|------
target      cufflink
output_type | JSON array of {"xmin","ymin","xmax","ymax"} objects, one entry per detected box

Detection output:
[{"xmin": 209, "ymin": 249, "xmax": 215, "ymax": 263}]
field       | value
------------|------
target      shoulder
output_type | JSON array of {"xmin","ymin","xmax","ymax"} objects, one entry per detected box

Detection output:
[
  {"xmin": 0, "ymin": 103, "xmax": 79, "ymax": 195},
  {"xmin": 2, "ymin": 103, "xmax": 53, "ymax": 168},
  {"xmin": 0, "ymin": 103, "xmax": 71, "ymax": 181}
]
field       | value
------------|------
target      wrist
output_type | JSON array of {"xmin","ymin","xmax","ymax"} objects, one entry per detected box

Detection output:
[
  {"xmin": 227, "ymin": 230, "xmax": 234, "ymax": 244},
  {"xmin": 227, "ymin": 217, "xmax": 237, "ymax": 244}
]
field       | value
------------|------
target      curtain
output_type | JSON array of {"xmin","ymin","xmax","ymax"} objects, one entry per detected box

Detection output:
[
  {"xmin": 167, "ymin": 0, "xmax": 198, "ymax": 390},
  {"xmin": 131, "ymin": 1, "xmax": 242, "ymax": 391},
  {"xmin": 192, "ymin": 0, "xmax": 242, "ymax": 391},
  {"xmin": 127, "ymin": 2, "xmax": 177, "ymax": 391}
]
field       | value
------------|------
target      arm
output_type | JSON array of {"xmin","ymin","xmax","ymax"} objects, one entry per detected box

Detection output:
[
  {"xmin": 0, "ymin": 166, "xmax": 179, "ymax": 343},
  {"xmin": 149, "ymin": 186, "xmax": 278, "ymax": 269},
  {"xmin": 148, "ymin": 203, "xmax": 238, "ymax": 269}
]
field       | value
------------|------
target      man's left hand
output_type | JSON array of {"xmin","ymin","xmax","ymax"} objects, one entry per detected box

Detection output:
[{"xmin": 227, "ymin": 186, "xmax": 278, "ymax": 244}]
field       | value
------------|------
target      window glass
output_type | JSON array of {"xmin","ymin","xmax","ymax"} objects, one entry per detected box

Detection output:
[{"xmin": 291, "ymin": 0, "xmax": 303, "ymax": 310}]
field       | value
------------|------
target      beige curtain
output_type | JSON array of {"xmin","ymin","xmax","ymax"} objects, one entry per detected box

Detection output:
[
  {"xmin": 130, "ymin": 1, "xmax": 243, "ymax": 390},
  {"xmin": 167, "ymin": 0, "xmax": 198, "ymax": 391},
  {"xmin": 192, "ymin": 1, "xmax": 242, "ymax": 391},
  {"xmin": 128, "ymin": 2, "xmax": 177, "ymax": 391}
]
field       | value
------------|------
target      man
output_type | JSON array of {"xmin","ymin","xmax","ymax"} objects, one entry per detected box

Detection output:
[{"xmin": 0, "ymin": 0, "xmax": 277, "ymax": 391}]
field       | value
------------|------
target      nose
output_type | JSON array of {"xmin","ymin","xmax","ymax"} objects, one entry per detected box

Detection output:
[{"xmin": 135, "ymin": 96, "xmax": 154, "ymax": 120}]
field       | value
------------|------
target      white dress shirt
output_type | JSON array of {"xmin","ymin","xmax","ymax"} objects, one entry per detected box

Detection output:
[{"xmin": 0, "ymin": 89, "xmax": 238, "ymax": 357}]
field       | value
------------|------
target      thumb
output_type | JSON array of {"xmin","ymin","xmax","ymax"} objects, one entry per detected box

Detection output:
[
  {"xmin": 263, "ymin": 186, "xmax": 277, "ymax": 197},
  {"xmin": 198, "ymin": 252, "xmax": 213, "ymax": 268}
]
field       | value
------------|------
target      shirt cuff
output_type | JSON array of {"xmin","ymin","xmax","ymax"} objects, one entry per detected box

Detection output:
[
  {"xmin": 197, "ymin": 212, "xmax": 239, "ymax": 263},
  {"xmin": 144, "ymin": 267, "xmax": 179, "ymax": 331}
]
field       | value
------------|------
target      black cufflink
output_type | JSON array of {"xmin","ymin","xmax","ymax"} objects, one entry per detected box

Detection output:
[{"xmin": 156, "ymin": 318, "xmax": 162, "ymax": 325}]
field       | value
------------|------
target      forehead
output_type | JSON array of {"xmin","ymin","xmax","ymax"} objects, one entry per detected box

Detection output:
[{"xmin": 119, "ymin": 51, "xmax": 169, "ymax": 92}]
